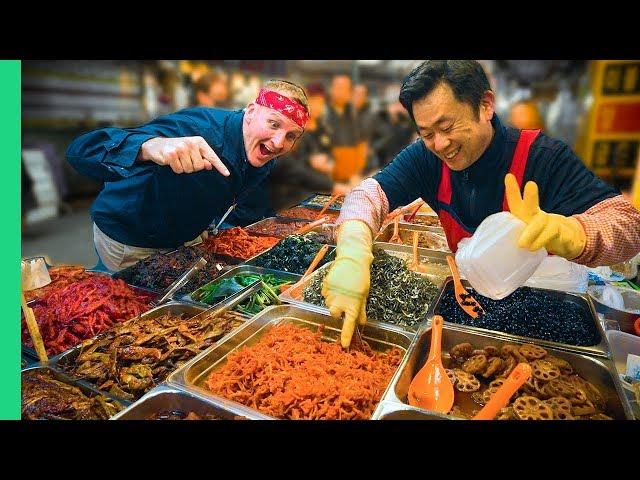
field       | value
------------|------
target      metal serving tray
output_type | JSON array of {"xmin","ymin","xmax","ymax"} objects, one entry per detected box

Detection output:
[
  {"xmin": 21, "ymin": 270, "xmax": 159, "ymax": 361},
  {"xmin": 433, "ymin": 278, "xmax": 610, "ymax": 358},
  {"xmin": 376, "ymin": 223, "xmax": 449, "ymax": 251},
  {"xmin": 279, "ymin": 243, "xmax": 449, "ymax": 330},
  {"xmin": 167, "ymin": 304, "xmax": 414, "ymax": 419},
  {"xmin": 183, "ymin": 265, "xmax": 301, "ymax": 306},
  {"xmin": 373, "ymin": 401, "xmax": 455, "ymax": 420},
  {"xmin": 52, "ymin": 294, "xmax": 258, "ymax": 403},
  {"xmin": 244, "ymin": 244, "xmax": 337, "ymax": 277},
  {"xmin": 111, "ymin": 384, "xmax": 255, "ymax": 420},
  {"xmin": 298, "ymin": 193, "xmax": 343, "ymax": 211},
  {"xmin": 381, "ymin": 323, "xmax": 634, "ymax": 420},
  {"xmin": 244, "ymin": 216, "xmax": 310, "ymax": 239},
  {"xmin": 21, "ymin": 366, "xmax": 130, "ymax": 419},
  {"xmin": 111, "ymin": 248, "xmax": 238, "ymax": 293}
]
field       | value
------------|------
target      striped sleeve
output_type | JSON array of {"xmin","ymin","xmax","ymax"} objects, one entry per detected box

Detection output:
[
  {"xmin": 572, "ymin": 195, "xmax": 640, "ymax": 267},
  {"xmin": 335, "ymin": 178, "xmax": 390, "ymax": 236}
]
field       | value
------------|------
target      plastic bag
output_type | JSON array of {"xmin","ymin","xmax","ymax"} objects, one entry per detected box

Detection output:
[
  {"xmin": 524, "ymin": 256, "xmax": 588, "ymax": 293},
  {"xmin": 456, "ymin": 212, "xmax": 546, "ymax": 300}
]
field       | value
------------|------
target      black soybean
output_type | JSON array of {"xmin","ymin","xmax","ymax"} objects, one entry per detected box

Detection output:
[{"xmin": 437, "ymin": 284, "xmax": 598, "ymax": 346}]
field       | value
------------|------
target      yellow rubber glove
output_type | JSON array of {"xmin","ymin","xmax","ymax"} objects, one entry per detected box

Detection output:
[
  {"xmin": 505, "ymin": 173, "xmax": 586, "ymax": 260},
  {"xmin": 322, "ymin": 220, "xmax": 374, "ymax": 348}
]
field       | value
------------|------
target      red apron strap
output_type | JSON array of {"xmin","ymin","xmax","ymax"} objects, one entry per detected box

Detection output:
[
  {"xmin": 502, "ymin": 129, "xmax": 541, "ymax": 211},
  {"xmin": 437, "ymin": 161, "xmax": 452, "ymax": 203}
]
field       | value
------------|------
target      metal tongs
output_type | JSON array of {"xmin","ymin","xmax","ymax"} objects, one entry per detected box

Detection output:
[
  {"xmin": 187, "ymin": 279, "xmax": 264, "ymax": 323},
  {"xmin": 151, "ymin": 257, "xmax": 208, "ymax": 306}
]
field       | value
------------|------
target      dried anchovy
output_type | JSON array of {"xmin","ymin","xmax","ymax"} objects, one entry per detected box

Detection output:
[
  {"xmin": 303, "ymin": 251, "xmax": 439, "ymax": 329},
  {"xmin": 254, "ymin": 235, "xmax": 335, "ymax": 274},
  {"xmin": 437, "ymin": 284, "xmax": 599, "ymax": 346},
  {"xmin": 113, "ymin": 246, "xmax": 230, "ymax": 295},
  {"xmin": 22, "ymin": 370, "xmax": 124, "ymax": 420},
  {"xmin": 59, "ymin": 310, "xmax": 245, "ymax": 401}
]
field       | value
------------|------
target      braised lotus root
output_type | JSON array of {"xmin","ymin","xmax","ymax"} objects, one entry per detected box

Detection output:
[
  {"xmin": 561, "ymin": 375, "xmax": 606, "ymax": 410},
  {"xmin": 447, "ymin": 405, "xmax": 472, "ymax": 419},
  {"xmin": 590, "ymin": 413, "xmax": 613, "ymax": 420},
  {"xmin": 482, "ymin": 386, "xmax": 501, "ymax": 404},
  {"xmin": 544, "ymin": 378, "xmax": 588, "ymax": 405},
  {"xmin": 445, "ymin": 369, "xmax": 457, "ymax": 385},
  {"xmin": 572, "ymin": 401, "xmax": 597, "ymax": 417},
  {"xmin": 518, "ymin": 343, "xmax": 547, "ymax": 360},
  {"xmin": 499, "ymin": 356, "xmax": 517, "ymax": 378},
  {"xmin": 450, "ymin": 343, "xmax": 473, "ymax": 360},
  {"xmin": 531, "ymin": 360, "xmax": 561, "ymax": 382},
  {"xmin": 543, "ymin": 355, "xmax": 574, "ymax": 375},
  {"xmin": 497, "ymin": 407, "xmax": 517, "ymax": 420},
  {"xmin": 462, "ymin": 355, "xmax": 488, "ymax": 375},
  {"xmin": 544, "ymin": 396, "xmax": 573, "ymax": 419},
  {"xmin": 483, "ymin": 345, "xmax": 499, "ymax": 357},
  {"xmin": 472, "ymin": 349, "xmax": 487, "ymax": 356},
  {"xmin": 482, "ymin": 357, "xmax": 504, "ymax": 378},
  {"xmin": 490, "ymin": 378, "xmax": 505, "ymax": 389},
  {"xmin": 512, "ymin": 396, "xmax": 554, "ymax": 420},
  {"xmin": 501, "ymin": 344, "xmax": 528, "ymax": 363},
  {"xmin": 453, "ymin": 369, "xmax": 481, "ymax": 392}
]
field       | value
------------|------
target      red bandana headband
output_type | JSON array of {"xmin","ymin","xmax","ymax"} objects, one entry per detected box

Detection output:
[{"xmin": 255, "ymin": 88, "xmax": 309, "ymax": 129}]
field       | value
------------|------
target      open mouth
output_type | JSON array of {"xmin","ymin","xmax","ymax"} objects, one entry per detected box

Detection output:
[
  {"xmin": 259, "ymin": 143, "xmax": 275, "ymax": 157},
  {"xmin": 444, "ymin": 146, "xmax": 461, "ymax": 161}
]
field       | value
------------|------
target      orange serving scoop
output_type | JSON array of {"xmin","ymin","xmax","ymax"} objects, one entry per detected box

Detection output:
[
  {"xmin": 446, "ymin": 255, "xmax": 485, "ymax": 318},
  {"xmin": 473, "ymin": 363, "xmax": 531, "ymax": 420},
  {"xmin": 315, "ymin": 194, "xmax": 343, "ymax": 219},
  {"xmin": 279, "ymin": 244, "xmax": 331, "ymax": 293},
  {"xmin": 408, "ymin": 315, "xmax": 454, "ymax": 413}
]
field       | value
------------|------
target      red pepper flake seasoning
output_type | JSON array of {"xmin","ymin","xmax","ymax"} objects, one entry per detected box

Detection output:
[
  {"xmin": 199, "ymin": 227, "xmax": 280, "ymax": 260},
  {"xmin": 22, "ymin": 276, "xmax": 153, "ymax": 356}
]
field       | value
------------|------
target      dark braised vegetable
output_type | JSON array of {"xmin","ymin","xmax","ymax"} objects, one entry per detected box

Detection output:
[
  {"xmin": 22, "ymin": 370, "xmax": 123, "ymax": 420},
  {"xmin": 437, "ymin": 284, "xmax": 599, "ymax": 346},
  {"xmin": 59, "ymin": 310, "xmax": 245, "ymax": 401},
  {"xmin": 303, "ymin": 250, "xmax": 439, "ymax": 329},
  {"xmin": 254, "ymin": 235, "xmax": 335, "ymax": 274},
  {"xmin": 113, "ymin": 246, "xmax": 230, "ymax": 294}
]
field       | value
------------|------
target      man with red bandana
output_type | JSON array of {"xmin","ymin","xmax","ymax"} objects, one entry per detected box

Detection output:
[
  {"xmin": 322, "ymin": 60, "xmax": 640, "ymax": 348},
  {"xmin": 67, "ymin": 79, "xmax": 308, "ymax": 271}
]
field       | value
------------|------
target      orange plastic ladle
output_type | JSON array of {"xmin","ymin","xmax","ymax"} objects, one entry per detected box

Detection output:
[
  {"xmin": 473, "ymin": 363, "xmax": 532, "ymax": 420},
  {"xmin": 407, "ymin": 315, "xmax": 454, "ymax": 413}
]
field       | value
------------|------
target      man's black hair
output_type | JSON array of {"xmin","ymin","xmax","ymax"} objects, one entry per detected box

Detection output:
[{"xmin": 399, "ymin": 60, "xmax": 491, "ymax": 121}]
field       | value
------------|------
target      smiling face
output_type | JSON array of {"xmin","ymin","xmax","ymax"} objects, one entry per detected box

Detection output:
[
  {"xmin": 413, "ymin": 82, "xmax": 495, "ymax": 171},
  {"xmin": 242, "ymin": 102, "xmax": 305, "ymax": 167}
]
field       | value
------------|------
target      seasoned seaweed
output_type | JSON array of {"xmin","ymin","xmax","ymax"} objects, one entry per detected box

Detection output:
[{"xmin": 254, "ymin": 235, "xmax": 335, "ymax": 274}]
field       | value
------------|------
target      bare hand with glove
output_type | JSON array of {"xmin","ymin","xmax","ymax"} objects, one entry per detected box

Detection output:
[
  {"xmin": 321, "ymin": 220, "xmax": 374, "ymax": 348},
  {"xmin": 505, "ymin": 173, "xmax": 586, "ymax": 260}
]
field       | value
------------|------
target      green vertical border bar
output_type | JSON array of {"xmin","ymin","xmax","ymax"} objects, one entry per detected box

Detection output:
[{"xmin": 0, "ymin": 60, "xmax": 20, "ymax": 420}]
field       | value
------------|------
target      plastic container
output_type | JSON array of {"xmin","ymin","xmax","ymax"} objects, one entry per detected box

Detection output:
[
  {"xmin": 587, "ymin": 285, "xmax": 640, "ymax": 335},
  {"xmin": 524, "ymin": 256, "xmax": 588, "ymax": 293},
  {"xmin": 455, "ymin": 212, "xmax": 546, "ymax": 300}
]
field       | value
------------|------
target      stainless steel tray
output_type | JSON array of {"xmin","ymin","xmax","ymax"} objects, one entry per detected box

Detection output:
[
  {"xmin": 52, "ymin": 296, "xmax": 255, "ymax": 403},
  {"xmin": 381, "ymin": 323, "xmax": 634, "ymax": 420},
  {"xmin": 376, "ymin": 223, "xmax": 449, "ymax": 251},
  {"xmin": 279, "ymin": 243, "xmax": 448, "ymax": 331},
  {"xmin": 244, "ymin": 243, "xmax": 336, "ymax": 276},
  {"xmin": 111, "ymin": 384, "xmax": 257, "ymax": 420},
  {"xmin": 21, "ymin": 366, "xmax": 129, "ymax": 419},
  {"xmin": 244, "ymin": 216, "xmax": 310, "ymax": 239},
  {"xmin": 298, "ymin": 193, "xmax": 343, "ymax": 211},
  {"xmin": 167, "ymin": 304, "xmax": 414, "ymax": 419},
  {"xmin": 432, "ymin": 278, "xmax": 610, "ymax": 358},
  {"xmin": 372, "ymin": 401, "xmax": 455, "ymax": 420},
  {"xmin": 183, "ymin": 265, "xmax": 301, "ymax": 306}
]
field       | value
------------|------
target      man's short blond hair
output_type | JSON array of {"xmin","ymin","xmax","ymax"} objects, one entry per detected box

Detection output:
[{"xmin": 263, "ymin": 79, "xmax": 309, "ymax": 112}]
